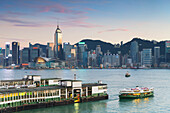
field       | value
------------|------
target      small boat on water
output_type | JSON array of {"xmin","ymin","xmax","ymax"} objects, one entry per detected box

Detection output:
[
  {"xmin": 119, "ymin": 86, "xmax": 154, "ymax": 99},
  {"xmin": 125, "ymin": 72, "xmax": 130, "ymax": 77}
]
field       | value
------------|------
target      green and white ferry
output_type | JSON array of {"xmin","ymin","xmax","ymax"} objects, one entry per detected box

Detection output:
[{"xmin": 119, "ymin": 86, "xmax": 154, "ymax": 99}]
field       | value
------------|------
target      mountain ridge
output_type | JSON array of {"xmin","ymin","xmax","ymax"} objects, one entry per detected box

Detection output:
[{"xmin": 76, "ymin": 38, "xmax": 165, "ymax": 55}]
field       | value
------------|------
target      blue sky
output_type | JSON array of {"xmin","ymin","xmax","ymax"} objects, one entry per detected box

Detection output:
[{"xmin": 0, "ymin": 0, "xmax": 170, "ymax": 48}]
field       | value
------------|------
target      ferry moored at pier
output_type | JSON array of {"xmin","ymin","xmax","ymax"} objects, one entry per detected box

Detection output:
[{"xmin": 0, "ymin": 75, "xmax": 108, "ymax": 112}]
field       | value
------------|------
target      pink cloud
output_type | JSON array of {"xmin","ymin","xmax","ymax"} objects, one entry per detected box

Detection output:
[
  {"xmin": 7, "ymin": 11, "xmax": 27, "ymax": 16},
  {"xmin": 0, "ymin": 37, "xmax": 31, "ymax": 42},
  {"xmin": 0, "ymin": 16, "xmax": 54, "ymax": 28},
  {"xmin": 50, "ymin": 15, "xmax": 103, "ymax": 28},
  {"xmin": 19, "ymin": 1, "xmax": 86, "ymax": 15},
  {"xmin": 39, "ymin": 4, "xmax": 86, "ymax": 14},
  {"xmin": 3, "ymin": 1, "xmax": 86, "ymax": 15},
  {"xmin": 68, "ymin": 0, "xmax": 111, "ymax": 4},
  {"xmin": 60, "ymin": 16, "xmax": 103, "ymax": 28},
  {"xmin": 0, "ymin": 18, "xmax": 29, "ymax": 24},
  {"xmin": 0, "ymin": 15, "xmax": 102, "ymax": 28},
  {"xmin": 14, "ymin": 24, "xmax": 53, "ymax": 27},
  {"xmin": 98, "ymin": 29, "xmax": 128, "ymax": 33},
  {"xmin": 0, "ymin": 1, "xmax": 100, "ymax": 28}
]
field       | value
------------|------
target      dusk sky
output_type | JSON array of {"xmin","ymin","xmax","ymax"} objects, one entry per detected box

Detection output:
[{"xmin": 0, "ymin": 0, "xmax": 170, "ymax": 48}]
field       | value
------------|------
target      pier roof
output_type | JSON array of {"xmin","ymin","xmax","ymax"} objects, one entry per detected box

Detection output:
[
  {"xmin": 82, "ymin": 83, "xmax": 107, "ymax": 87},
  {"xmin": 0, "ymin": 79, "xmax": 27, "ymax": 82},
  {"xmin": 41, "ymin": 78, "xmax": 61, "ymax": 80},
  {"xmin": 60, "ymin": 80, "xmax": 82, "ymax": 82},
  {"xmin": 0, "ymin": 86, "xmax": 65, "ymax": 94}
]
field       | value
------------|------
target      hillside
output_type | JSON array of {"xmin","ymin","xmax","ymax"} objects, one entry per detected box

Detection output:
[{"xmin": 77, "ymin": 38, "xmax": 165, "ymax": 55}]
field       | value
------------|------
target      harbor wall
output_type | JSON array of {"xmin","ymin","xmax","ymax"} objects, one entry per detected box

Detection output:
[{"xmin": 0, "ymin": 95, "xmax": 108, "ymax": 113}]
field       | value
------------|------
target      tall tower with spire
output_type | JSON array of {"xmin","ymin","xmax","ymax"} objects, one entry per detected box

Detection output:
[{"xmin": 54, "ymin": 25, "xmax": 63, "ymax": 59}]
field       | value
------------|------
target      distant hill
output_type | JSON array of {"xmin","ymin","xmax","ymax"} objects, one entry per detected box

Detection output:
[
  {"xmin": 77, "ymin": 38, "xmax": 165, "ymax": 55},
  {"xmin": 76, "ymin": 39, "xmax": 120, "ymax": 54},
  {"xmin": 121, "ymin": 38, "xmax": 165, "ymax": 55}
]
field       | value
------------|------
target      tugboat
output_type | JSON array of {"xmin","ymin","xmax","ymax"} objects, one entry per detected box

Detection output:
[
  {"xmin": 125, "ymin": 71, "xmax": 130, "ymax": 77},
  {"xmin": 119, "ymin": 86, "xmax": 154, "ymax": 99}
]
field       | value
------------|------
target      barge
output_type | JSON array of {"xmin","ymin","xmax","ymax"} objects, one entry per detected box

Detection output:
[
  {"xmin": 0, "ymin": 75, "xmax": 108, "ymax": 112},
  {"xmin": 119, "ymin": 86, "xmax": 154, "ymax": 99}
]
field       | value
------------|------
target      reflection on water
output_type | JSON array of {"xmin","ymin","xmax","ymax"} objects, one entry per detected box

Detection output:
[
  {"xmin": 74, "ymin": 103, "xmax": 79, "ymax": 113},
  {"xmin": 118, "ymin": 97, "xmax": 154, "ymax": 112},
  {"xmin": 133, "ymin": 97, "xmax": 151, "ymax": 105},
  {"xmin": 119, "ymin": 97, "xmax": 153, "ymax": 104},
  {"xmin": 18, "ymin": 101, "xmax": 107, "ymax": 113}
]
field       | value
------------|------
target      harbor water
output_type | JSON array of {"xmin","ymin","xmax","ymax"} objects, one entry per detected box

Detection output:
[{"xmin": 0, "ymin": 69, "xmax": 170, "ymax": 113}]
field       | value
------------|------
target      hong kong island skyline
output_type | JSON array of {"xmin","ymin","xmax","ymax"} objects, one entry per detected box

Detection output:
[{"xmin": 0, "ymin": 0, "xmax": 170, "ymax": 48}]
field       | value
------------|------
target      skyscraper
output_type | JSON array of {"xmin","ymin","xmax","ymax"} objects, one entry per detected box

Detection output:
[
  {"xmin": 165, "ymin": 41, "xmax": 170, "ymax": 63},
  {"xmin": 63, "ymin": 42, "xmax": 72, "ymax": 61},
  {"xmin": 29, "ymin": 44, "xmax": 41, "ymax": 62},
  {"xmin": 87, "ymin": 50, "xmax": 96, "ymax": 68},
  {"xmin": 154, "ymin": 46, "xmax": 160, "ymax": 66},
  {"xmin": 96, "ymin": 45, "xmax": 102, "ymax": 67},
  {"xmin": 30, "ymin": 43, "xmax": 47, "ymax": 57},
  {"xmin": 21, "ymin": 48, "xmax": 30, "ymax": 64},
  {"xmin": 112, "ymin": 54, "xmax": 120, "ymax": 67},
  {"xmin": 130, "ymin": 41, "xmax": 139, "ymax": 65},
  {"xmin": 5, "ymin": 42, "xmax": 10, "ymax": 57},
  {"xmin": 47, "ymin": 42, "xmax": 54, "ymax": 58},
  {"xmin": 103, "ymin": 50, "xmax": 112, "ymax": 68},
  {"xmin": 70, "ymin": 45, "xmax": 77, "ymax": 67},
  {"xmin": 141, "ymin": 49, "xmax": 152, "ymax": 67},
  {"xmin": 0, "ymin": 48, "xmax": 3, "ymax": 68},
  {"xmin": 0, "ymin": 48, "xmax": 2, "ymax": 53},
  {"xmin": 54, "ymin": 25, "xmax": 62, "ymax": 59},
  {"xmin": 77, "ymin": 42, "xmax": 87, "ymax": 67},
  {"xmin": 5, "ymin": 54, "xmax": 12, "ymax": 67},
  {"xmin": 12, "ymin": 41, "xmax": 20, "ymax": 65}
]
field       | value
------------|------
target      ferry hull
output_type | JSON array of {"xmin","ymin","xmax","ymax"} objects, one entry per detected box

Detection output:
[{"xmin": 119, "ymin": 92, "xmax": 154, "ymax": 99}]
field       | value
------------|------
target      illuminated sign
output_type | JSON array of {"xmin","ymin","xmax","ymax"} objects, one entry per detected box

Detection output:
[
  {"xmin": 68, "ymin": 55, "xmax": 71, "ymax": 58},
  {"xmin": 33, "ymin": 47, "xmax": 38, "ymax": 49},
  {"xmin": 166, "ymin": 41, "xmax": 170, "ymax": 48},
  {"xmin": 22, "ymin": 63, "xmax": 29, "ymax": 66},
  {"xmin": 78, "ymin": 42, "xmax": 85, "ymax": 45}
]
